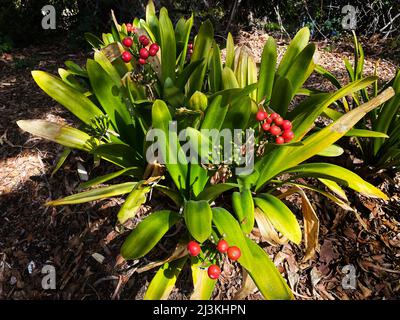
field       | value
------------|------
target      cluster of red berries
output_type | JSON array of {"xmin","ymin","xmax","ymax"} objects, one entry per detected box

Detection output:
[
  {"xmin": 187, "ymin": 42, "xmax": 193, "ymax": 55},
  {"xmin": 256, "ymin": 110, "xmax": 294, "ymax": 144},
  {"xmin": 187, "ymin": 239, "xmax": 241, "ymax": 280},
  {"xmin": 120, "ymin": 31, "xmax": 160, "ymax": 65}
]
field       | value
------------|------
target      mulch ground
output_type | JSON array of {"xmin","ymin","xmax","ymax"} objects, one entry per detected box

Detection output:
[{"xmin": 0, "ymin": 33, "xmax": 399, "ymax": 300}]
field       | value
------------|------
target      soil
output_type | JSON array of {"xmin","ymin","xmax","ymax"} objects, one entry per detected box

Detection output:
[{"xmin": 0, "ymin": 33, "xmax": 399, "ymax": 300}]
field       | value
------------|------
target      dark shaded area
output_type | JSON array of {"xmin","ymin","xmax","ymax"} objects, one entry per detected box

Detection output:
[{"xmin": 1, "ymin": 0, "xmax": 399, "ymax": 53}]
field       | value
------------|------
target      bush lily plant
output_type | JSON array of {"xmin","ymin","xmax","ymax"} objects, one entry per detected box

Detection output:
[{"xmin": 17, "ymin": 1, "xmax": 394, "ymax": 300}]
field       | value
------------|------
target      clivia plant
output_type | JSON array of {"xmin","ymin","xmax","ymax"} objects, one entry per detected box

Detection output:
[{"xmin": 17, "ymin": 0, "xmax": 394, "ymax": 300}]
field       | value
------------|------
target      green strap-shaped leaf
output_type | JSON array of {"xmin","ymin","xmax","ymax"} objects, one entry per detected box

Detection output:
[
  {"xmin": 152, "ymin": 100, "xmax": 187, "ymax": 191},
  {"xmin": 200, "ymin": 95, "xmax": 227, "ymax": 131},
  {"xmin": 46, "ymin": 182, "xmax": 136, "ymax": 206},
  {"xmin": 276, "ymin": 27, "xmax": 309, "ymax": 78},
  {"xmin": 284, "ymin": 163, "xmax": 388, "ymax": 200},
  {"xmin": 121, "ymin": 210, "xmax": 180, "ymax": 260},
  {"xmin": 225, "ymin": 32, "xmax": 235, "ymax": 70},
  {"xmin": 78, "ymin": 167, "xmax": 142, "ymax": 190},
  {"xmin": 31, "ymin": 71, "xmax": 103, "ymax": 124},
  {"xmin": 212, "ymin": 208, "xmax": 293, "ymax": 300},
  {"xmin": 232, "ymin": 189, "xmax": 254, "ymax": 234},
  {"xmin": 118, "ymin": 182, "xmax": 151, "ymax": 224},
  {"xmin": 144, "ymin": 257, "xmax": 187, "ymax": 300},
  {"xmin": 257, "ymin": 36, "xmax": 277, "ymax": 103},
  {"xmin": 209, "ymin": 42, "xmax": 223, "ymax": 93},
  {"xmin": 51, "ymin": 147, "xmax": 72, "ymax": 177},
  {"xmin": 187, "ymin": 20, "xmax": 214, "ymax": 96},
  {"xmin": 184, "ymin": 200, "xmax": 212, "ymax": 243},
  {"xmin": 190, "ymin": 257, "xmax": 216, "ymax": 300},
  {"xmin": 254, "ymin": 194, "xmax": 301, "ymax": 244},
  {"xmin": 315, "ymin": 65, "xmax": 341, "ymax": 89},
  {"xmin": 91, "ymin": 143, "xmax": 142, "ymax": 168},
  {"xmin": 316, "ymin": 144, "xmax": 344, "ymax": 157},
  {"xmin": 17, "ymin": 120, "xmax": 94, "ymax": 151},
  {"xmin": 196, "ymin": 183, "xmax": 238, "ymax": 202},
  {"xmin": 176, "ymin": 14, "xmax": 193, "ymax": 70},
  {"xmin": 145, "ymin": 0, "xmax": 160, "ymax": 44},
  {"xmin": 159, "ymin": 7, "xmax": 176, "ymax": 84},
  {"xmin": 85, "ymin": 32, "xmax": 104, "ymax": 49},
  {"xmin": 58, "ymin": 68, "xmax": 87, "ymax": 93}
]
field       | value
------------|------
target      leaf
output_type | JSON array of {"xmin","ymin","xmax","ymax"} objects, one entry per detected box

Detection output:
[
  {"xmin": 346, "ymin": 129, "xmax": 389, "ymax": 138},
  {"xmin": 254, "ymin": 194, "xmax": 302, "ymax": 244},
  {"xmin": 46, "ymin": 182, "xmax": 136, "ymax": 206},
  {"xmin": 212, "ymin": 208, "xmax": 293, "ymax": 300},
  {"xmin": 225, "ymin": 32, "xmax": 235, "ymax": 70},
  {"xmin": 276, "ymin": 27, "xmax": 310, "ymax": 78},
  {"xmin": 31, "ymin": 71, "xmax": 103, "ymax": 124},
  {"xmin": 145, "ymin": 0, "xmax": 160, "ymax": 44},
  {"xmin": 233, "ymin": 270, "xmax": 257, "ymax": 300},
  {"xmin": 282, "ymin": 187, "xmax": 319, "ymax": 261},
  {"xmin": 154, "ymin": 185, "xmax": 184, "ymax": 207},
  {"xmin": 91, "ymin": 143, "xmax": 142, "ymax": 168},
  {"xmin": 254, "ymin": 208, "xmax": 287, "ymax": 245},
  {"xmin": 118, "ymin": 182, "xmax": 151, "ymax": 224},
  {"xmin": 176, "ymin": 15, "xmax": 194, "ymax": 70},
  {"xmin": 152, "ymin": 100, "xmax": 187, "ymax": 191},
  {"xmin": 121, "ymin": 210, "xmax": 180, "ymax": 260},
  {"xmin": 209, "ymin": 42, "xmax": 223, "ymax": 93},
  {"xmin": 184, "ymin": 200, "xmax": 212, "ymax": 243},
  {"xmin": 17, "ymin": 120, "xmax": 94, "ymax": 151},
  {"xmin": 190, "ymin": 257, "xmax": 216, "ymax": 300},
  {"xmin": 196, "ymin": 183, "xmax": 238, "ymax": 202},
  {"xmin": 257, "ymin": 36, "xmax": 277, "ymax": 103},
  {"xmin": 85, "ymin": 32, "xmax": 103, "ymax": 48},
  {"xmin": 316, "ymin": 144, "xmax": 344, "ymax": 157},
  {"xmin": 78, "ymin": 167, "xmax": 142, "ymax": 190},
  {"xmin": 51, "ymin": 147, "xmax": 72, "ymax": 177},
  {"xmin": 58, "ymin": 68, "xmax": 87, "ymax": 93},
  {"xmin": 315, "ymin": 65, "xmax": 341, "ymax": 89},
  {"xmin": 187, "ymin": 20, "xmax": 214, "ymax": 96},
  {"xmin": 285, "ymin": 162, "xmax": 389, "ymax": 200},
  {"xmin": 200, "ymin": 95, "xmax": 227, "ymax": 130},
  {"xmin": 159, "ymin": 7, "xmax": 176, "ymax": 84},
  {"xmin": 232, "ymin": 189, "xmax": 254, "ymax": 234},
  {"xmin": 144, "ymin": 257, "xmax": 187, "ymax": 300},
  {"xmin": 318, "ymin": 178, "xmax": 348, "ymax": 201}
]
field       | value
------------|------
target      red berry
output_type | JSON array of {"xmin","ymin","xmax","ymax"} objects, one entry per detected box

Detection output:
[
  {"xmin": 138, "ymin": 58, "xmax": 146, "ymax": 65},
  {"xmin": 281, "ymin": 120, "xmax": 292, "ymax": 131},
  {"xmin": 269, "ymin": 125, "xmax": 281, "ymax": 136},
  {"xmin": 188, "ymin": 42, "xmax": 193, "ymax": 49},
  {"xmin": 188, "ymin": 49, "xmax": 193, "ymax": 55},
  {"xmin": 227, "ymin": 246, "xmax": 241, "ymax": 261},
  {"xmin": 139, "ymin": 35, "xmax": 149, "ymax": 46},
  {"xmin": 266, "ymin": 117, "xmax": 273, "ymax": 124},
  {"xmin": 187, "ymin": 241, "xmax": 201, "ymax": 256},
  {"xmin": 126, "ymin": 23, "xmax": 133, "ymax": 32},
  {"xmin": 270, "ymin": 113, "xmax": 279, "ymax": 120},
  {"xmin": 282, "ymin": 130, "xmax": 294, "ymax": 142},
  {"xmin": 122, "ymin": 37, "xmax": 133, "ymax": 47},
  {"xmin": 274, "ymin": 116, "xmax": 284, "ymax": 126},
  {"xmin": 256, "ymin": 110, "xmax": 268, "ymax": 121},
  {"xmin": 121, "ymin": 51, "xmax": 132, "ymax": 63},
  {"xmin": 149, "ymin": 43, "xmax": 159, "ymax": 53},
  {"xmin": 207, "ymin": 264, "xmax": 221, "ymax": 279},
  {"xmin": 276, "ymin": 136, "xmax": 285, "ymax": 144},
  {"xmin": 262, "ymin": 122, "xmax": 270, "ymax": 131},
  {"xmin": 216, "ymin": 239, "xmax": 229, "ymax": 253},
  {"xmin": 148, "ymin": 48, "xmax": 157, "ymax": 56},
  {"xmin": 139, "ymin": 48, "xmax": 149, "ymax": 59}
]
